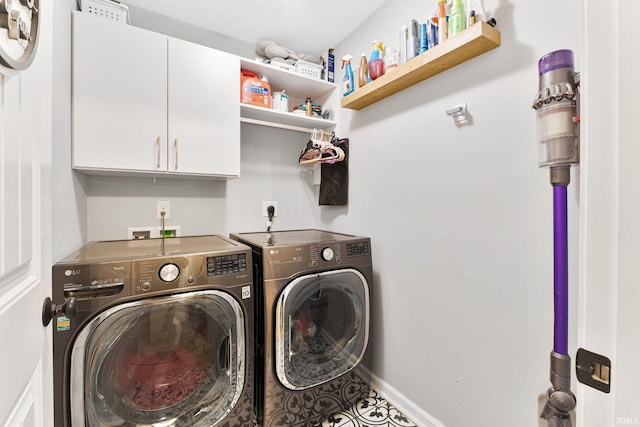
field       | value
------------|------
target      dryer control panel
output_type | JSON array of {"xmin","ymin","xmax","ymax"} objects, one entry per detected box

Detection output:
[
  {"xmin": 261, "ymin": 238, "xmax": 372, "ymax": 278},
  {"xmin": 346, "ymin": 241, "xmax": 370, "ymax": 258},
  {"xmin": 310, "ymin": 244, "xmax": 343, "ymax": 267}
]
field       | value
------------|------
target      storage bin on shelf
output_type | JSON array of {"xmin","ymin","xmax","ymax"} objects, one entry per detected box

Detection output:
[
  {"xmin": 295, "ymin": 60, "xmax": 323, "ymax": 80},
  {"xmin": 79, "ymin": 0, "xmax": 130, "ymax": 23}
]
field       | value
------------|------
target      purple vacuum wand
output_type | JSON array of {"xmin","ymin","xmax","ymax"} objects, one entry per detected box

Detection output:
[
  {"xmin": 553, "ymin": 185, "xmax": 569, "ymax": 356},
  {"xmin": 532, "ymin": 49, "xmax": 580, "ymax": 426}
]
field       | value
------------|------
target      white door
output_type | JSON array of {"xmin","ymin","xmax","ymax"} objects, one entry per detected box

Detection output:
[
  {"xmin": 167, "ymin": 38, "xmax": 240, "ymax": 177},
  {"xmin": 0, "ymin": 2, "xmax": 53, "ymax": 425},
  {"xmin": 578, "ymin": 0, "xmax": 640, "ymax": 425},
  {"xmin": 72, "ymin": 12, "xmax": 167, "ymax": 174}
]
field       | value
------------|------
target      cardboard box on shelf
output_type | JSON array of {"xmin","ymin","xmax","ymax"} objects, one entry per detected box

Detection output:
[{"xmin": 322, "ymin": 48, "xmax": 335, "ymax": 83}]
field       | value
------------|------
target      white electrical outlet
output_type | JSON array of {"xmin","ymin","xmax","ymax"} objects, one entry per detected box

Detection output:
[
  {"xmin": 157, "ymin": 201, "xmax": 170, "ymax": 219},
  {"xmin": 262, "ymin": 201, "xmax": 278, "ymax": 217}
]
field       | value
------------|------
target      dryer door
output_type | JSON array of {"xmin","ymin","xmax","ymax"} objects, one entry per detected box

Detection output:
[
  {"xmin": 69, "ymin": 290, "xmax": 245, "ymax": 426},
  {"xmin": 275, "ymin": 268, "xmax": 370, "ymax": 390}
]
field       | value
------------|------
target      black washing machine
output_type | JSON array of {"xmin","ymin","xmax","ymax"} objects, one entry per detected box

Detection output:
[
  {"xmin": 50, "ymin": 235, "xmax": 254, "ymax": 427},
  {"xmin": 230, "ymin": 229, "xmax": 373, "ymax": 427}
]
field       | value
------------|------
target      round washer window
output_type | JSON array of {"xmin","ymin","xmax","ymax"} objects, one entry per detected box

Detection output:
[
  {"xmin": 275, "ymin": 269, "xmax": 370, "ymax": 390},
  {"xmin": 70, "ymin": 291, "xmax": 245, "ymax": 427}
]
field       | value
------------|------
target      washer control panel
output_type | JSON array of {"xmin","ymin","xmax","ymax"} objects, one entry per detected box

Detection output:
[
  {"xmin": 206, "ymin": 253, "xmax": 247, "ymax": 276},
  {"xmin": 133, "ymin": 252, "xmax": 248, "ymax": 294},
  {"xmin": 55, "ymin": 261, "xmax": 129, "ymax": 300}
]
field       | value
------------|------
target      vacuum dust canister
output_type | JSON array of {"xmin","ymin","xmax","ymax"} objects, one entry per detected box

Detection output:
[{"xmin": 532, "ymin": 49, "xmax": 580, "ymax": 168}]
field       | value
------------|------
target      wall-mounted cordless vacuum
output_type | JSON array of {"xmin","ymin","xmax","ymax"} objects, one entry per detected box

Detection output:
[{"xmin": 532, "ymin": 49, "xmax": 580, "ymax": 427}]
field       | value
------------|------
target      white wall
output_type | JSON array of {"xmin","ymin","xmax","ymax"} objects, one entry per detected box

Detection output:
[
  {"xmin": 84, "ymin": 124, "xmax": 323, "ymax": 241},
  {"xmin": 53, "ymin": 0, "xmax": 88, "ymax": 261},
  {"xmin": 328, "ymin": 0, "xmax": 580, "ymax": 425}
]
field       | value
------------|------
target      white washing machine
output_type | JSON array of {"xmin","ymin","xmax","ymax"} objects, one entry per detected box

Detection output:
[{"xmin": 230, "ymin": 229, "xmax": 373, "ymax": 427}]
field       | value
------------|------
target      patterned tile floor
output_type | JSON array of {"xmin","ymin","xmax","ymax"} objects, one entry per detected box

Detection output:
[{"xmin": 314, "ymin": 388, "xmax": 417, "ymax": 427}]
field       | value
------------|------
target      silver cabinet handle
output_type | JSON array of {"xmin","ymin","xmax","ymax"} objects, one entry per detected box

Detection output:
[
  {"xmin": 174, "ymin": 138, "xmax": 179, "ymax": 170},
  {"xmin": 156, "ymin": 136, "xmax": 161, "ymax": 169}
]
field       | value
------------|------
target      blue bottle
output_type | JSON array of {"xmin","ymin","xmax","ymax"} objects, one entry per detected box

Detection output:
[
  {"xmin": 419, "ymin": 23, "xmax": 429, "ymax": 54},
  {"xmin": 341, "ymin": 55, "xmax": 354, "ymax": 96}
]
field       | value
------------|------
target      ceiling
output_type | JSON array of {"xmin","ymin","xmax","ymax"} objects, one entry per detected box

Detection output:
[{"xmin": 120, "ymin": 0, "xmax": 388, "ymax": 56}]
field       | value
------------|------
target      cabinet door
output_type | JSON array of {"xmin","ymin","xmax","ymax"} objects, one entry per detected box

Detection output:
[
  {"xmin": 72, "ymin": 13, "xmax": 168, "ymax": 173},
  {"xmin": 168, "ymin": 38, "xmax": 240, "ymax": 177}
]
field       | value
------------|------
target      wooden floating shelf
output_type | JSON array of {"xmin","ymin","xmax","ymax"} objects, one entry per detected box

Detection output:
[{"xmin": 341, "ymin": 21, "xmax": 501, "ymax": 110}]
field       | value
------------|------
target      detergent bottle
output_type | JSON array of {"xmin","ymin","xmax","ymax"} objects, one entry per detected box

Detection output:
[
  {"xmin": 358, "ymin": 53, "xmax": 370, "ymax": 87},
  {"xmin": 437, "ymin": 0, "xmax": 448, "ymax": 43},
  {"xmin": 449, "ymin": 0, "xmax": 467, "ymax": 36},
  {"xmin": 368, "ymin": 40, "xmax": 385, "ymax": 81},
  {"xmin": 341, "ymin": 55, "xmax": 354, "ymax": 96}
]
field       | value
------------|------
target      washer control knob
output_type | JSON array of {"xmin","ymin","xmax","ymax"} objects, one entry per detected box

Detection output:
[
  {"xmin": 321, "ymin": 247, "xmax": 334, "ymax": 262},
  {"xmin": 159, "ymin": 263, "xmax": 180, "ymax": 282},
  {"xmin": 141, "ymin": 281, "xmax": 152, "ymax": 291}
]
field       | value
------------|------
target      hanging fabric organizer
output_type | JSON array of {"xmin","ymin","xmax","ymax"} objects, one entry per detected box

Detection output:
[{"xmin": 298, "ymin": 129, "xmax": 349, "ymax": 206}]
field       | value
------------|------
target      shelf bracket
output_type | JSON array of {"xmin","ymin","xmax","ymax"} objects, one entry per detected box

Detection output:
[{"xmin": 445, "ymin": 102, "xmax": 469, "ymax": 126}]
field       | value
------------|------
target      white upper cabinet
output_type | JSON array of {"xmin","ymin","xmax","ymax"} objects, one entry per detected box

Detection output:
[
  {"xmin": 72, "ymin": 12, "xmax": 167, "ymax": 173},
  {"xmin": 72, "ymin": 12, "xmax": 240, "ymax": 178},
  {"xmin": 168, "ymin": 38, "xmax": 240, "ymax": 176}
]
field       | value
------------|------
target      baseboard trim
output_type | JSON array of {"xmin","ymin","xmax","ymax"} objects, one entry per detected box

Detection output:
[{"xmin": 371, "ymin": 374, "xmax": 446, "ymax": 427}]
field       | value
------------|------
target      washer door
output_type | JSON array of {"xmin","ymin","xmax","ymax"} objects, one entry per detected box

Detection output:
[
  {"xmin": 275, "ymin": 268, "xmax": 370, "ymax": 390},
  {"xmin": 70, "ymin": 290, "xmax": 245, "ymax": 426}
]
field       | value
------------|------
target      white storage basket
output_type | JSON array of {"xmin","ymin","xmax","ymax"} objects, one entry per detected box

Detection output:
[
  {"xmin": 79, "ymin": 0, "xmax": 130, "ymax": 23},
  {"xmin": 295, "ymin": 60, "xmax": 323, "ymax": 80},
  {"xmin": 269, "ymin": 61, "xmax": 296, "ymax": 73}
]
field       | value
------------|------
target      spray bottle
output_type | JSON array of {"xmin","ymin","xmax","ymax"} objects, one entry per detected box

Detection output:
[{"xmin": 341, "ymin": 55, "xmax": 354, "ymax": 96}]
